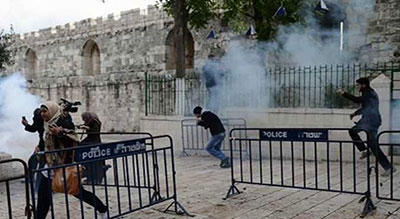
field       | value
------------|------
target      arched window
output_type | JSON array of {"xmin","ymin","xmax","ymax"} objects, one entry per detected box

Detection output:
[
  {"xmin": 25, "ymin": 49, "xmax": 38, "ymax": 77},
  {"xmin": 165, "ymin": 28, "xmax": 194, "ymax": 70},
  {"xmin": 82, "ymin": 40, "xmax": 100, "ymax": 75}
]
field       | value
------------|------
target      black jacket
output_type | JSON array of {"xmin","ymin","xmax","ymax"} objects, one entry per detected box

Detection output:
[
  {"xmin": 343, "ymin": 87, "xmax": 382, "ymax": 127},
  {"xmin": 25, "ymin": 112, "xmax": 45, "ymax": 151},
  {"xmin": 80, "ymin": 121, "xmax": 101, "ymax": 145},
  {"xmin": 197, "ymin": 111, "xmax": 225, "ymax": 136}
]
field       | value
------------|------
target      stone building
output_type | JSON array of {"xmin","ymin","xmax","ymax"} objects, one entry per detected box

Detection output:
[
  {"xmin": 1, "ymin": 6, "xmax": 223, "ymax": 131},
  {"xmin": 1, "ymin": 1, "xmax": 399, "ymax": 132}
]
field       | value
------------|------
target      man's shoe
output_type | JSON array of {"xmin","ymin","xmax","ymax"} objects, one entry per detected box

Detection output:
[
  {"xmin": 359, "ymin": 151, "xmax": 370, "ymax": 160},
  {"xmin": 220, "ymin": 158, "xmax": 231, "ymax": 168},
  {"xmin": 381, "ymin": 167, "xmax": 397, "ymax": 177}
]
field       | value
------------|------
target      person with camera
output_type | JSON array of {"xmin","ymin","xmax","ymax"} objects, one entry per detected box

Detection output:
[
  {"xmin": 21, "ymin": 108, "xmax": 45, "ymax": 194},
  {"xmin": 78, "ymin": 112, "xmax": 108, "ymax": 184},
  {"xmin": 35, "ymin": 101, "xmax": 108, "ymax": 219}
]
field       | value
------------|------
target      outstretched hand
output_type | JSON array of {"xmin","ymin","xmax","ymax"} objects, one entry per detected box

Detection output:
[{"xmin": 336, "ymin": 89, "xmax": 345, "ymax": 96}]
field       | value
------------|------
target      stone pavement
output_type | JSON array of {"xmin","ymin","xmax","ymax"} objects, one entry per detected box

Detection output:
[{"xmin": 1, "ymin": 155, "xmax": 400, "ymax": 219}]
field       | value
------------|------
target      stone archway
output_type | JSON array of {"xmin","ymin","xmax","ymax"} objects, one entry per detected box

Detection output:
[
  {"xmin": 82, "ymin": 40, "xmax": 100, "ymax": 75},
  {"xmin": 25, "ymin": 49, "xmax": 37, "ymax": 78},
  {"xmin": 165, "ymin": 28, "xmax": 195, "ymax": 70}
]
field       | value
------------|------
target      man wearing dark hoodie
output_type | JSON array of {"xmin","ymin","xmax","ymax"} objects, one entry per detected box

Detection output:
[
  {"xmin": 338, "ymin": 77, "xmax": 396, "ymax": 177},
  {"xmin": 193, "ymin": 106, "xmax": 230, "ymax": 168}
]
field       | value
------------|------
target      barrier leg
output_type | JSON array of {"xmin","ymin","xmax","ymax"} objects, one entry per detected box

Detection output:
[
  {"xmin": 224, "ymin": 183, "xmax": 241, "ymax": 200},
  {"xmin": 359, "ymin": 192, "xmax": 376, "ymax": 218},
  {"xmin": 180, "ymin": 150, "xmax": 190, "ymax": 157},
  {"xmin": 164, "ymin": 199, "xmax": 194, "ymax": 217},
  {"xmin": 150, "ymin": 185, "xmax": 164, "ymax": 203}
]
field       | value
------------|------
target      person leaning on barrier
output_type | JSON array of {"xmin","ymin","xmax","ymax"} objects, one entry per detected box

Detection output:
[
  {"xmin": 337, "ymin": 77, "xmax": 396, "ymax": 177},
  {"xmin": 78, "ymin": 112, "xmax": 109, "ymax": 184},
  {"xmin": 21, "ymin": 108, "xmax": 45, "ymax": 194},
  {"xmin": 193, "ymin": 106, "xmax": 231, "ymax": 168},
  {"xmin": 35, "ymin": 102, "xmax": 108, "ymax": 219}
]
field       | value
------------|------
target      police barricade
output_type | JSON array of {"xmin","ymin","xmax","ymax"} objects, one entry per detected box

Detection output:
[
  {"xmin": 181, "ymin": 118, "xmax": 247, "ymax": 156},
  {"xmin": 75, "ymin": 132, "xmax": 154, "ymax": 185},
  {"xmin": 225, "ymin": 128, "xmax": 375, "ymax": 218},
  {"xmin": 30, "ymin": 135, "xmax": 190, "ymax": 219},
  {"xmin": 0, "ymin": 158, "xmax": 31, "ymax": 219},
  {"xmin": 376, "ymin": 131, "xmax": 400, "ymax": 202}
]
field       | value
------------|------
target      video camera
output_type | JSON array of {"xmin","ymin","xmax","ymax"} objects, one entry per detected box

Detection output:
[{"xmin": 59, "ymin": 98, "xmax": 81, "ymax": 113}]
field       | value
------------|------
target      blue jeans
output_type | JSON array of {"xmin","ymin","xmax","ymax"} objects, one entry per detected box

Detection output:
[{"xmin": 206, "ymin": 132, "xmax": 228, "ymax": 160}]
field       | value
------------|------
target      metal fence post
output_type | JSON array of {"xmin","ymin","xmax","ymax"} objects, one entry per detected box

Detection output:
[{"xmin": 145, "ymin": 72, "xmax": 148, "ymax": 116}]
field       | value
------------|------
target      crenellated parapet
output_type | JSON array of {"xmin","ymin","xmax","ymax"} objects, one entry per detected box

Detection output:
[{"xmin": 14, "ymin": 5, "xmax": 172, "ymax": 43}]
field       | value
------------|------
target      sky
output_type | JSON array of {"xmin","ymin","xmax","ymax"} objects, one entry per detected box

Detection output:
[{"xmin": 0, "ymin": 0, "xmax": 157, "ymax": 34}]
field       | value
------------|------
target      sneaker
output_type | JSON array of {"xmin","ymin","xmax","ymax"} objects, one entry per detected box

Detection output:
[
  {"xmin": 381, "ymin": 167, "xmax": 397, "ymax": 177},
  {"xmin": 359, "ymin": 151, "xmax": 370, "ymax": 160},
  {"xmin": 220, "ymin": 158, "xmax": 231, "ymax": 168}
]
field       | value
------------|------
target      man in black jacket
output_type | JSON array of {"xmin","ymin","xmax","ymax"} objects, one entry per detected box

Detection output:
[
  {"xmin": 21, "ymin": 108, "xmax": 45, "ymax": 193},
  {"xmin": 193, "ymin": 106, "xmax": 230, "ymax": 168},
  {"xmin": 22, "ymin": 108, "xmax": 44, "ymax": 150},
  {"xmin": 338, "ymin": 77, "xmax": 395, "ymax": 176}
]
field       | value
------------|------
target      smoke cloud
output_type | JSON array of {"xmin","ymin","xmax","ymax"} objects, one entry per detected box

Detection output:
[
  {"xmin": 0, "ymin": 73, "xmax": 41, "ymax": 160},
  {"xmin": 204, "ymin": 0, "xmax": 377, "ymax": 112}
]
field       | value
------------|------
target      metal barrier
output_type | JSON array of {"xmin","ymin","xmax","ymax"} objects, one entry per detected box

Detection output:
[
  {"xmin": 75, "ymin": 132, "xmax": 154, "ymax": 186},
  {"xmin": 181, "ymin": 118, "xmax": 247, "ymax": 156},
  {"xmin": 30, "ymin": 135, "xmax": 191, "ymax": 219},
  {"xmin": 225, "ymin": 128, "xmax": 376, "ymax": 217},
  {"xmin": 0, "ymin": 158, "xmax": 31, "ymax": 219},
  {"xmin": 76, "ymin": 132, "xmax": 153, "ymax": 141},
  {"xmin": 376, "ymin": 131, "xmax": 400, "ymax": 201}
]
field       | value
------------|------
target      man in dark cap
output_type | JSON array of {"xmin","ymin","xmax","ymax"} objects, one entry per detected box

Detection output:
[
  {"xmin": 193, "ymin": 106, "xmax": 230, "ymax": 168},
  {"xmin": 338, "ymin": 77, "xmax": 395, "ymax": 176}
]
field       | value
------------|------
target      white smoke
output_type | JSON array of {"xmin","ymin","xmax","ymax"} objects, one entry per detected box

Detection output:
[
  {"xmin": 271, "ymin": 0, "xmax": 376, "ymax": 66},
  {"xmin": 220, "ymin": 41, "xmax": 270, "ymax": 109},
  {"xmin": 0, "ymin": 73, "xmax": 41, "ymax": 160},
  {"xmin": 208, "ymin": 0, "xmax": 377, "ymax": 111}
]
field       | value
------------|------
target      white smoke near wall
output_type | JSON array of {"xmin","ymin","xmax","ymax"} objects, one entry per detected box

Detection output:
[
  {"xmin": 203, "ymin": 0, "xmax": 377, "ymax": 112},
  {"xmin": 271, "ymin": 0, "xmax": 376, "ymax": 66},
  {"xmin": 0, "ymin": 73, "xmax": 41, "ymax": 160},
  {"xmin": 220, "ymin": 41, "xmax": 270, "ymax": 108}
]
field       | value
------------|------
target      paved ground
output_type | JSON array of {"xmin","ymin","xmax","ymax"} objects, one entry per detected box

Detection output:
[{"xmin": 1, "ymin": 155, "xmax": 400, "ymax": 219}]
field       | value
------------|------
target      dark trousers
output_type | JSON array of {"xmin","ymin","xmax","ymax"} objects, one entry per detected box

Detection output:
[
  {"xmin": 36, "ymin": 173, "xmax": 107, "ymax": 219},
  {"xmin": 349, "ymin": 124, "xmax": 391, "ymax": 170},
  {"xmin": 28, "ymin": 153, "xmax": 44, "ymax": 194}
]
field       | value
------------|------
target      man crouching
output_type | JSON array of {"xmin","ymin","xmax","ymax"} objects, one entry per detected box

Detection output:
[{"xmin": 193, "ymin": 106, "xmax": 231, "ymax": 168}]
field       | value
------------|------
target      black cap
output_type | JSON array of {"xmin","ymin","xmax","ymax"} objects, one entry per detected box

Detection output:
[
  {"xmin": 356, "ymin": 77, "xmax": 370, "ymax": 86},
  {"xmin": 193, "ymin": 106, "xmax": 202, "ymax": 114}
]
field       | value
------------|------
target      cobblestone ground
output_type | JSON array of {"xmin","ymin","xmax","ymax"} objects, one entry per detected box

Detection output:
[{"xmin": 1, "ymin": 155, "xmax": 400, "ymax": 219}]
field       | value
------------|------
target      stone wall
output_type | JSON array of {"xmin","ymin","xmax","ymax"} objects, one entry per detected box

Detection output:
[
  {"xmin": 362, "ymin": 0, "xmax": 400, "ymax": 62},
  {"xmin": 1, "ymin": 6, "xmax": 221, "ymax": 130}
]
